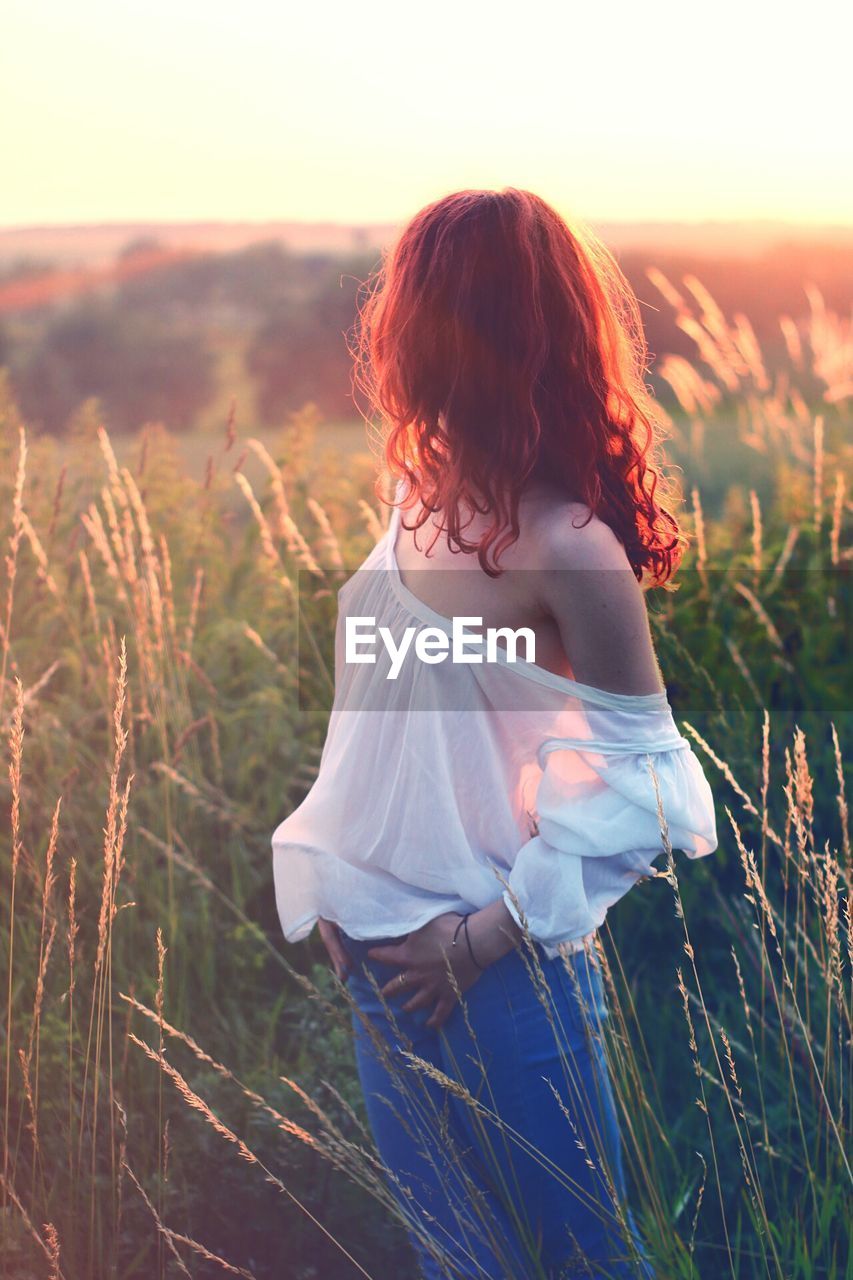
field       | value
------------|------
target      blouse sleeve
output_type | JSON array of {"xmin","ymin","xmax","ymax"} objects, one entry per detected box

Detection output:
[{"xmin": 501, "ymin": 738, "xmax": 719, "ymax": 954}]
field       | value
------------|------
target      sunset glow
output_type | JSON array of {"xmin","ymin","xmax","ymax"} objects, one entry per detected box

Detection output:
[{"xmin": 3, "ymin": 0, "xmax": 852, "ymax": 228}]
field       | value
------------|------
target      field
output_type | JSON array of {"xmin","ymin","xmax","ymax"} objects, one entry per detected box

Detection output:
[{"xmin": 0, "ymin": 271, "xmax": 851, "ymax": 1279}]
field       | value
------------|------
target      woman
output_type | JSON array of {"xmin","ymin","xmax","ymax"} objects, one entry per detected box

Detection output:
[{"xmin": 271, "ymin": 189, "xmax": 718, "ymax": 1278}]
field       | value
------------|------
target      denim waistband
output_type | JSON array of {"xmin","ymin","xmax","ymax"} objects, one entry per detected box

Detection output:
[
  {"xmin": 339, "ymin": 930, "xmax": 409, "ymax": 957},
  {"xmin": 337, "ymin": 927, "xmax": 597, "ymax": 971}
]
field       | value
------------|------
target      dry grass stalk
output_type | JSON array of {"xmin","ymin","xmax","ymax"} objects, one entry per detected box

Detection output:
[
  {"xmin": 157, "ymin": 531, "xmax": 177, "ymax": 645},
  {"xmin": 241, "ymin": 623, "xmax": 293, "ymax": 678},
  {"xmin": 813, "ymin": 414, "xmax": 825, "ymax": 533},
  {"xmin": 306, "ymin": 497, "xmax": 345, "ymax": 570},
  {"xmin": 732, "ymin": 582, "xmax": 785, "ymax": 653},
  {"xmin": 43, "ymin": 1221, "xmax": 61, "ymax": 1280},
  {"xmin": 66, "ymin": 855, "xmax": 78, "ymax": 1195},
  {"xmin": 4, "ymin": 678, "xmax": 25, "ymax": 1209},
  {"xmin": 0, "ymin": 1171, "xmax": 66, "ymax": 1277},
  {"xmin": 121, "ymin": 464, "xmax": 165, "ymax": 653},
  {"xmin": 100, "ymin": 485, "xmax": 129, "ymax": 579},
  {"xmin": 731, "ymin": 313, "xmax": 770, "ymax": 390},
  {"xmin": 779, "ymin": 315, "xmax": 803, "ymax": 367},
  {"xmin": 80, "ymin": 504, "xmax": 131, "ymax": 609},
  {"xmin": 682, "ymin": 721, "xmax": 785, "ymax": 849},
  {"xmin": 645, "ymin": 265, "xmax": 686, "ymax": 313},
  {"xmin": 658, "ymin": 355, "xmax": 720, "ymax": 416},
  {"xmin": 690, "ymin": 486, "xmax": 708, "ymax": 575},
  {"xmin": 245, "ymin": 436, "xmax": 292, "ymax": 528},
  {"xmin": 94, "ymin": 639, "xmax": 131, "ymax": 977},
  {"xmin": 0, "ymin": 660, "xmax": 63, "ymax": 739},
  {"xmin": 124, "ymin": 1150, "xmax": 261, "ymax": 1277},
  {"xmin": 0, "ymin": 425, "xmax": 27, "ymax": 718},
  {"xmin": 184, "ymin": 564, "xmax": 204, "ymax": 656},
  {"xmin": 830, "ymin": 471, "xmax": 845, "ymax": 565},
  {"xmin": 233, "ymin": 471, "xmax": 298, "ymax": 592},
  {"xmin": 120, "ymin": 993, "xmax": 318, "ymax": 1149},
  {"xmin": 148, "ymin": 761, "xmax": 247, "ymax": 829},
  {"xmin": 676, "ymin": 312, "xmax": 741, "ymax": 391},
  {"xmin": 357, "ymin": 499, "xmax": 384, "ymax": 542},
  {"xmin": 120, "ymin": 1157, "xmax": 192, "ymax": 1279},
  {"xmin": 19, "ymin": 510, "xmax": 61, "ymax": 599},
  {"xmin": 128, "ymin": 1032, "xmax": 374, "ymax": 1278},
  {"xmin": 830, "ymin": 723, "xmax": 851, "ymax": 879},
  {"xmin": 45, "ymin": 461, "xmax": 67, "ymax": 542},
  {"xmin": 17, "ymin": 1046, "xmax": 37, "ymax": 1156},
  {"xmin": 749, "ymin": 490, "xmax": 763, "ymax": 579},
  {"xmin": 771, "ymin": 524, "xmax": 799, "ymax": 581}
]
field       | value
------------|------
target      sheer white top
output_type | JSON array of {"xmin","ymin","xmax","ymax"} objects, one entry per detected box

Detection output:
[{"xmin": 271, "ymin": 490, "xmax": 719, "ymax": 959}]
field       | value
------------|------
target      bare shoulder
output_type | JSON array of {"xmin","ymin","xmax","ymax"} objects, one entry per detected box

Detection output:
[
  {"xmin": 519, "ymin": 489, "xmax": 664, "ymax": 694},
  {"xmin": 521, "ymin": 492, "xmax": 631, "ymax": 574}
]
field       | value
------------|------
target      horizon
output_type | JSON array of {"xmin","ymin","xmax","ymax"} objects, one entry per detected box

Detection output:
[
  {"xmin": 3, "ymin": 212, "xmax": 853, "ymax": 234},
  {"xmin": 3, "ymin": 213, "xmax": 851, "ymax": 277}
]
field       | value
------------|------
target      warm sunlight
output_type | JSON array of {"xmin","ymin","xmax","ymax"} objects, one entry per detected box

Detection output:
[
  {"xmin": 3, "ymin": 0, "xmax": 851, "ymax": 227},
  {"xmin": 3, "ymin": 3, "xmax": 851, "ymax": 1276}
]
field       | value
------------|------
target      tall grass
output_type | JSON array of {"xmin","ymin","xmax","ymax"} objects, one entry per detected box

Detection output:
[{"xmin": 0, "ymin": 277, "xmax": 850, "ymax": 1277}]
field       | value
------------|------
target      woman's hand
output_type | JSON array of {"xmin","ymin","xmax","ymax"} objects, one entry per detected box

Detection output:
[
  {"xmin": 366, "ymin": 912, "xmax": 478, "ymax": 1029},
  {"xmin": 367, "ymin": 901, "xmax": 523, "ymax": 1030},
  {"xmin": 318, "ymin": 917, "xmax": 353, "ymax": 982}
]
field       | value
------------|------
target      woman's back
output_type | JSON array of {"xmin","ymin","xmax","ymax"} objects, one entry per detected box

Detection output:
[
  {"xmin": 393, "ymin": 476, "xmax": 667, "ymax": 696},
  {"xmin": 271, "ymin": 485, "xmax": 717, "ymax": 959}
]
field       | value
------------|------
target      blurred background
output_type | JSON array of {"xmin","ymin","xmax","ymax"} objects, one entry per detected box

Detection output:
[{"xmin": 1, "ymin": 2, "xmax": 851, "ymax": 1278}]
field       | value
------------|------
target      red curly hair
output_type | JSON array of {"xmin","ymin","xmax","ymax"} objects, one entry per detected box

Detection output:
[{"xmin": 351, "ymin": 188, "xmax": 686, "ymax": 586}]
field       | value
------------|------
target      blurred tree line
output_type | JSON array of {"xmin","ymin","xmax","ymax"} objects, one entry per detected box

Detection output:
[{"xmin": 0, "ymin": 234, "xmax": 849, "ymax": 436}]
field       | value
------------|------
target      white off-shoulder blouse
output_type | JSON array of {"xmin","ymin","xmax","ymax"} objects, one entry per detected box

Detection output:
[{"xmin": 271, "ymin": 492, "xmax": 719, "ymax": 959}]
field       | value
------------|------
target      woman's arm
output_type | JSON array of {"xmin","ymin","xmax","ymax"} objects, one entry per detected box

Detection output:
[
  {"xmin": 536, "ymin": 507, "xmax": 665, "ymax": 696},
  {"xmin": 463, "ymin": 512, "xmax": 667, "ymax": 966},
  {"xmin": 464, "ymin": 897, "xmax": 524, "ymax": 966}
]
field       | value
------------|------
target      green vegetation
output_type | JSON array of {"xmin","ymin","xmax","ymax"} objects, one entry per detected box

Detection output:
[
  {"xmin": 0, "ymin": 235, "xmax": 851, "ymax": 437},
  {"xmin": 0, "ymin": 274, "xmax": 850, "ymax": 1278}
]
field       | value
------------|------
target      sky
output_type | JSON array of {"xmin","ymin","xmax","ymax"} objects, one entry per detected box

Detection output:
[{"xmin": 2, "ymin": 0, "xmax": 851, "ymax": 229}]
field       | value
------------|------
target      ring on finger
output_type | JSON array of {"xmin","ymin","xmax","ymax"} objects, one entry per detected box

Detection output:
[{"xmin": 398, "ymin": 971, "xmax": 407, "ymax": 988}]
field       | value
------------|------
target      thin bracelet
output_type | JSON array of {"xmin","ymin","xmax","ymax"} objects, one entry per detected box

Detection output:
[
  {"xmin": 451, "ymin": 913, "xmax": 467, "ymax": 947},
  {"xmin": 462, "ymin": 913, "xmax": 487, "ymax": 971}
]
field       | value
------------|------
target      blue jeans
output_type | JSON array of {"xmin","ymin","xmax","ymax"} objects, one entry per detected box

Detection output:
[{"xmin": 340, "ymin": 927, "xmax": 655, "ymax": 1280}]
